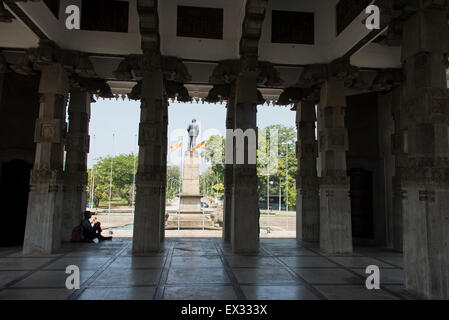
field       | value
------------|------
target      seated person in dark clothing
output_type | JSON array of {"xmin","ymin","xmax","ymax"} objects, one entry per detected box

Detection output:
[{"xmin": 80, "ymin": 211, "xmax": 112, "ymax": 242}]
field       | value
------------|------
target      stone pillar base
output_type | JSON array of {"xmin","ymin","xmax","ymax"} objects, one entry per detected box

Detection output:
[
  {"xmin": 132, "ymin": 185, "xmax": 161, "ymax": 253},
  {"xmin": 297, "ymin": 188, "xmax": 320, "ymax": 242},
  {"xmin": 23, "ymin": 183, "xmax": 64, "ymax": 255},
  {"xmin": 319, "ymin": 185, "xmax": 352, "ymax": 253},
  {"xmin": 231, "ymin": 177, "xmax": 259, "ymax": 254},
  {"xmin": 61, "ymin": 186, "xmax": 86, "ymax": 242},
  {"xmin": 403, "ymin": 187, "xmax": 449, "ymax": 299}
]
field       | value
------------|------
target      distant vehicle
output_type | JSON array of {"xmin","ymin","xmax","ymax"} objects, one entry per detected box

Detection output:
[{"xmin": 201, "ymin": 202, "xmax": 209, "ymax": 208}]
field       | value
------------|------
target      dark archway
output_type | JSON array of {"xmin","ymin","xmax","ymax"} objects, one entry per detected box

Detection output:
[{"xmin": 0, "ymin": 160, "xmax": 32, "ymax": 246}]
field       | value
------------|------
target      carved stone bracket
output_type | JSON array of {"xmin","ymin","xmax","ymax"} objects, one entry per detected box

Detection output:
[
  {"xmin": 12, "ymin": 40, "xmax": 96, "ymax": 78},
  {"xmin": 70, "ymin": 75, "xmax": 113, "ymax": 99}
]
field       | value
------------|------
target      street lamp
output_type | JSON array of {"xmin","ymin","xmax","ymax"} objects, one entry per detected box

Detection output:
[{"xmin": 267, "ymin": 177, "xmax": 274, "ymax": 212}]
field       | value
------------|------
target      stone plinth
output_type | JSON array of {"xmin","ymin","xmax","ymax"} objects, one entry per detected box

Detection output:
[{"xmin": 166, "ymin": 150, "xmax": 216, "ymax": 229}]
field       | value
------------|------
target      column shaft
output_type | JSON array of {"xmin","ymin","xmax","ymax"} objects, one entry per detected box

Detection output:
[
  {"xmin": 391, "ymin": 86, "xmax": 405, "ymax": 252},
  {"xmin": 132, "ymin": 69, "xmax": 164, "ymax": 253},
  {"xmin": 401, "ymin": 8, "xmax": 449, "ymax": 299},
  {"xmin": 23, "ymin": 64, "xmax": 69, "ymax": 255},
  {"xmin": 223, "ymin": 93, "xmax": 235, "ymax": 242},
  {"xmin": 61, "ymin": 88, "xmax": 91, "ymax": 242},
  {"xmin": 160, "ymin": 97, "xmax": 168, "ymax": 242},
  {"xmin": 231, "ymin": 73, "xmax": 259, "ymax": 254},
  {"xmin": 296, "ymin": 100, "xmax": 320, "ymax": 242},
  {"xmin": 318, "ymin": 79, "xmax": 352, "ymax": 253}
]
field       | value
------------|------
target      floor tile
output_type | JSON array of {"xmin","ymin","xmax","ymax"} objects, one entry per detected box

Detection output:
[
  {"xmin": 233, "ymin": 267, "xmax": 298, "ymax": 284},
  {"xmin": 171, "ymin": 256, "xmax": 223, "ymax": 268},
  {"xmin": 0, "ymin": 271, "xmax": 28, "ymax": 287},
  {"xmin": 12, "ymin": 270, "xmax": 95, "ymax": 288},
  {"xmin": 314, "ymin": 285, "xmax": 400, "ymax": 300},
  {"xmin": 267, "ymin": 248, "xmax": 318, "ymax": 257},
  {"xmin": 0, "ymin": 288, "xmax": 74, "ymax": 300},
  {"xmin": 351, "ymin": 268, "xmax": 404, "ymax": 284},
  {"xmin": 376, "ymin": 257, "xmax": 404, "ymax": 268},
  {"xmin": 167, "ymin": 267, "xmax": 229, "ymax": 284},
  {"xmin": 328, "ymin": 257, "xmax": 396, "ymax": 268},
  {"xmin": 279, "ymin": 256, "xmax": 339, "ymax": 268},
  {"xmin": 44, "ymin": 257, "xmax": 110, "ymax": 270},
  {"xmin": 242, "ymin": 285, "xmax": 319, "ymax": 300},
  {"xmin": 77, "ymin": 286, "xmax": 156, "ymax": 300},
  {"xmin": 120, "ymin": 249, "xmax": 167, "ymax": 257},
  {"xmin": 294, "ymin": 268, "xmax": 362, "ymax": 285},
  {"xmin": 173, "ymin": 248, "xmax": 218, "ymax": 256},
  {"xmin": 225, "ymin": 256, "xmax": 281, "ymax": 268},
  {"xmin": 0, "ymin": 258, "xmax": 53, "ymax": 271},
  {"xmin": 65, "ymin": 249, "xmax": 119, "ymax": 257},
  {"xmin": 163, "ymin": 286, "xmax": 237, "ymax": 300},
  {"xmin": 108, "ymin": 256, "xmax": 166, "ymax": 269},
  {"xmin": 92, "ymin": 268, "xmax": 162, "ymax": 286}
]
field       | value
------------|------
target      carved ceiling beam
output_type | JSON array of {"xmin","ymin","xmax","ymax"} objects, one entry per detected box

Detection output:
[
  {"xmin": 239, "ymin": 0, "xmax": 269, "ymax": 57},
  {"xmin": 137, "ymin": 0, "xmax": 160, "ymax": 54}
]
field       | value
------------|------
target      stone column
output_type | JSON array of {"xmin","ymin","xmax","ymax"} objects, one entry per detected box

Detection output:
[
  {"xmin": 391, "ymin": 86, "xmax": 405, "ymax": 252},
  {"xmin": 318, "ymin": 79, "xmax": 352, "ymax": 253},
  {"xmin": 223, "ymin": 90, "xmax": 235, "ymax": 242},
  {"xmin": 231, "ymin": 62, "xmax": 259, "ymax": 254},
  {"xmin": 132, "ymin": 57, "xmax": 164, "ymax": 254},
  {"xmin": 400, "ymin": 7, "xmax": 449, "ymax": 299},
  {"xmin": 160, "ymin": 96, "xmax": 168, "ymax": 242},
  {"xmin": 61, "ymin": 88, "xmax": 91, "ymax": 242},
  {"xmin": 23, "ymin": 64, "xmax": 69, "ymax": 255},
  {"xmin": 296, "ymin": 100, "xmax": 320, "ymax": 242}
]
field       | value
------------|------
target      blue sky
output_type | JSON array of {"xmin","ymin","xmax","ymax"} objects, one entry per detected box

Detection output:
[{"xmin": 88, "ymin": 98, "xmax": 296, "ymax": 171}]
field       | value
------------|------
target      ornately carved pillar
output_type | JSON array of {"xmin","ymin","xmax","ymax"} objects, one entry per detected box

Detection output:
[
  {"xmin": 61, "ymin": 88, "xmax": 91, "ymax": 242},
  {"xmin": 296, "ymin": 100, "xmax": 320, "ymax": 242},
  {"xmin": 391, "ymin": 86, "xmax": 405, "ymax": 252},
  {"xmin": 400, "ymin": 7, "xmax": 449, "ymax": 299},
  {"xmin": 160, "ymin": 96, "xmax": 168, "ymax": 242},
  {"xmin": 23, "ymin": 64, "xmax": 69, "ymax": 255},
  {"xmin": 223, "ymin": 85, "xmax": 235, "ymax": 242},
  {"xmin": 318, "ymin": 79, "xmax": 352, "ymax": 253},
  {"xmin": 132, "ymin": 54, "xmax": 165, "ymax": 254},
  {"xmin": 231, "ymin": 57, "xmax": 259, "ymax": 254}
]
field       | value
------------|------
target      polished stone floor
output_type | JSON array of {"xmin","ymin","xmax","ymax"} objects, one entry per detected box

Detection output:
[{"xmin": 0, "ymin": 238, "xmax": 417, "ymax": 300}]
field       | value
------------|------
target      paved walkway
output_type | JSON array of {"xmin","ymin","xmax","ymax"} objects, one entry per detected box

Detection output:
[{"xmin": 0, "ymin": 238, "xmax": 416, "ymax": 300}]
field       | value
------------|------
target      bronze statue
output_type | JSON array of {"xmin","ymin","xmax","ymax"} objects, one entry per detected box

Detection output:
[{"xmin": 187, "ymin": 119, "xmax": 199, "ymax": 150}]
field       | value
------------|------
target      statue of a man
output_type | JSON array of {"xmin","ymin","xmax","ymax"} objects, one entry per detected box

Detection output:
[{"xmin": 187, "ymin": 119, "xmax": 199, "ymax": 150}]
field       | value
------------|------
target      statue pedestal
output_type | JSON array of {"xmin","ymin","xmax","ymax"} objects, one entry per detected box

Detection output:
[{"xmin": 166, "ymin": 151, "xmax": 216, "ymax": 230}]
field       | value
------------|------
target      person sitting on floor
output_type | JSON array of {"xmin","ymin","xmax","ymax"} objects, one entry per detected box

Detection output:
[{"xmin": 80, "ymin": 211, "xmax": 112, "ymax": 242}]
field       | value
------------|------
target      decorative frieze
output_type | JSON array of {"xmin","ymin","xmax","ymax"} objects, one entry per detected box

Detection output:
[{"xmin": 34, "ymin": 118, "xmax": 65, "ymax": 144}]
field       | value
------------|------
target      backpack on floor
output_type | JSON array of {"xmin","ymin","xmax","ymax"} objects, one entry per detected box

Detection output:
[{"xmin": 71, "ymin": 225, "xmax": 82, "ymax": 242}]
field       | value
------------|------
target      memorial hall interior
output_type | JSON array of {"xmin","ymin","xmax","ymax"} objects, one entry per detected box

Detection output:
[{"xmin": 0, "ymin": 0, "xmax": 448, "ymax": 300}]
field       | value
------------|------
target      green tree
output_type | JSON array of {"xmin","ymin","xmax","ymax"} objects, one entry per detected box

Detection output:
[
  {"xmin": 166, "ymin": 166, "xmax": 180, "ymax": 199},
  {"xmin": 257, "ymin": 125, "xmax": 297, "ymax": 210},
  {"xmin": 200, "ymin": 135, "xmax": 225, "ymax": 199},
  {"xmin": 87, "ymin": 153, "xmax": 137, "ymax": 207}
]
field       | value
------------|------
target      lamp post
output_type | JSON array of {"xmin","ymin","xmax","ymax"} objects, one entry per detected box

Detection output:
[{"xmin": 279, "ymin": 178, "xmax": 282, "ymax": 214}]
